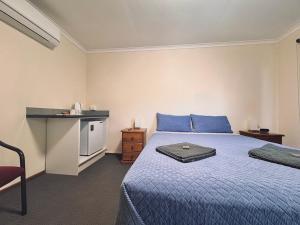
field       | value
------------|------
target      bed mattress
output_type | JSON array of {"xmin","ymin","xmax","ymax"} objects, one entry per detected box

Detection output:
[{"xmin": 116, "ymin": 132, "xmax": 300, "ymax": 225}]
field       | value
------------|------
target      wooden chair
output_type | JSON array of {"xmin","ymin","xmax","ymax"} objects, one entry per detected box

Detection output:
[{"xmin": 0, "ymin": 141, "xmax": 27, "ymax": 215}]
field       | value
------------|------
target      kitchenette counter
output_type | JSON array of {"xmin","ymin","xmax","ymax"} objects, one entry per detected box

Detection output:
[
  {"xmin": 26, "ymin": 107, "xmax": 109, "ymax": 119},
  {"xmin": 26, "ymin": 107, "xmax": 109, "ymax": 176}
]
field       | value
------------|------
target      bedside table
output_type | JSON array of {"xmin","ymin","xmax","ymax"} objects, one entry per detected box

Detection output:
[
  {"xmin": 121, "ymin": 128, "xmax": 147, "ymax": 163},
  {"xmin": 239, "ymin": 130, "xmax": 285, "ymax": 144}
]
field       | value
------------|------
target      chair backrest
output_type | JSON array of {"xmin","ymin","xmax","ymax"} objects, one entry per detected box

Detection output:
[{"xmin": 0, "ymin": 141, "xmax": 25, "ymax": 169}]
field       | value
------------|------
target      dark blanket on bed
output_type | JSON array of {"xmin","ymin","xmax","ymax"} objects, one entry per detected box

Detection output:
[
  {"xmin": 156, "ymin": 142, "xmax": 216, "ymax": 163},
  {"xmin": 249, "ymin": 143, "xmax": 300, "ymax": 169}
]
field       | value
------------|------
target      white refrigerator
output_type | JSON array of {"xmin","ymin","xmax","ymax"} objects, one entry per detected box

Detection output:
[{"xmin": 80, "ymin": 120, "xmax": 105, "ymax": 156}]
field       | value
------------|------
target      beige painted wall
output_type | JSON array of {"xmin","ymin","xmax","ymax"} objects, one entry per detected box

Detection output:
[
  {"xmin": 278, "ymin": 29, "xmax": 300, "ymax": 147},
  {"xmin": 0, "ymin": 21, "xmax": 86, "ymax": 184},
  {"xmin": 87, "ymin": 44, "xmax": 278, "ymax": 153},
  {"xmin": 3, "ymin": 10, "xmax": 298, "ymax": 182}
]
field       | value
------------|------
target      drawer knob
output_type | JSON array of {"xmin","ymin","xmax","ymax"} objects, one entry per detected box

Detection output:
[
  {"xmin": 131, "ymin": 145, "xmax": 134, "ymax": 150},
  {"xmin": 131, "ymin": 137, "xmax": 134, "ymax": 141}
]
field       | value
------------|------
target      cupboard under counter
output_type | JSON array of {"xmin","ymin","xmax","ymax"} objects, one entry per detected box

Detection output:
[{"xmin": 26, "ymin": 107, "xmax": 109, "ymax": 176}]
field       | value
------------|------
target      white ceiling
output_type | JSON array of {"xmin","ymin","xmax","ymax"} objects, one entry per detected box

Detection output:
[{"xmin": 29, "ymin": 0, "xmax": 300, "ymax": 51}]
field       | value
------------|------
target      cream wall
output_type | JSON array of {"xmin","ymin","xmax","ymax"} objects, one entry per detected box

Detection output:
[
  {"xmin": 278, "ymin": 29, "xmax": 300, "ymax": 147},
  {"xmin": 2, "ymin": 10, "xmax": 298, "ymax": 179},
  {"xmin": 0, "ymin": 21, "xmax": 87, "ymax": 183},
  {"xmin": 87, "ymin": 44, "xmax": 278, "ymax": 153}
]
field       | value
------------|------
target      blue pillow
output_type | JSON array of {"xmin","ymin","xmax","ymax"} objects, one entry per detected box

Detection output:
[
  {"xmin": 190, "ymin": 114, "xmax": 233, "ymax": 133},
  {"xmin": 157, "ymin": 113, "xmax": 191, "ymax": 132}
]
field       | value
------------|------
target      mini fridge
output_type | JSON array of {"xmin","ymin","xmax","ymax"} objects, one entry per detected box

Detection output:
[{"xmin": 80, "ymin": 120, "xmax": 105, "ymax": 156}]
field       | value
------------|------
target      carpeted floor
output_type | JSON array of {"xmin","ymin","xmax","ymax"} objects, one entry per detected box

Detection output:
[{"xmin": 0, "ymin": 155, "xmax": 130, "ymax": 225}]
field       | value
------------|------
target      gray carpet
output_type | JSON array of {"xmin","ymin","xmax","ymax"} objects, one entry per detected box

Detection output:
[{"xmin": 0, "ymin": 155, "xmax": 130, "ymax": 225}]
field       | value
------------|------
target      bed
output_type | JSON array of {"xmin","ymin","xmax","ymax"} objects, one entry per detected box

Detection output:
[{"xmin": 116, "ymin": 132, "xmax": 300, "ymax": 225}]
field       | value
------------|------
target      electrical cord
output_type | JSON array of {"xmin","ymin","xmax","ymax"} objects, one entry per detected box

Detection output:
[{"xmin": 297, "ymin": 40, "xmax": 300, "ymax": 120}]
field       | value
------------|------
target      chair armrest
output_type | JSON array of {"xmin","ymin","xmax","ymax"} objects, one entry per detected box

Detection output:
[{"xmin": 0, "ymin": 141, "xmax": 25, "ymax": 169}]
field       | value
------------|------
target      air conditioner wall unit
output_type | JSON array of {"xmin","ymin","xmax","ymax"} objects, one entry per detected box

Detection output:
[{"xmin": 0, "ymin": 0, "xmax": 60, "ymax": 49}]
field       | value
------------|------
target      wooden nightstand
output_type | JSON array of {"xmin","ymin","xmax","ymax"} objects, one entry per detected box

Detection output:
[
  {"xmin": 121, "ymin": 128, "xmax": 147, "ymax": 163},
  {"xmin": 239, "ymin": 130, "xmax": 285, "ymax": 144}
]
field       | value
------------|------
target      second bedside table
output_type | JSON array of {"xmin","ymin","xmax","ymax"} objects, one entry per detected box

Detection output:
[
  {"xmin": 121, "ymin": 128, "xmax": 147, "ymax": 163},
  {"xmin": 239, "ymin": 130, "xmax": 285, "ymax": 144}
]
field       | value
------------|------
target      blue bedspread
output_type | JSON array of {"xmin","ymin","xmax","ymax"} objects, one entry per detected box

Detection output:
[{"xmin": 116, "ymin": 133, "xmax": 300, "ymax": 225}]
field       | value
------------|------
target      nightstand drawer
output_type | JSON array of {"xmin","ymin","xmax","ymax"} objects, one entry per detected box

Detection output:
[
  {"xmin": 122, "ymin": 143, "xmax": 143, "ymax": 152},
  {"xmin": 255, "ymin": 136, "xmax": 283, "ymax": 144},
  {"xmin": 239, "ymin": 130, "xmax": 284, "ymax": 144},
  {"xmin": 122, "ymin": 152, "xmax": 141, "ymax": 161},
  {"xmin": 122, "ymin": 132, "xmax": 143, "ymax": 143},
  {"xmin": 121, "ymin": 128, "xmax": 147, "ymax": 164}
]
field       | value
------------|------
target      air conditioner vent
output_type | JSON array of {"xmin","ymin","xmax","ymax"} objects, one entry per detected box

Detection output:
[{"xmin": 0, "ymin": 0, "xmax": 60, "ymax": 49}]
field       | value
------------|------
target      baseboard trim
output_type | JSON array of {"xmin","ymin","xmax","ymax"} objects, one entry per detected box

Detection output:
[
  {"xmin": 0, "ymin": 170, "xmax": 45, "ymax": 193},
  {"xmin": 105, "ymin": 152, "xmax": 122, "ymax": 155},
  {"xmin": 105, "ymin": 152, "xmax": 122, "ymax": 160}
]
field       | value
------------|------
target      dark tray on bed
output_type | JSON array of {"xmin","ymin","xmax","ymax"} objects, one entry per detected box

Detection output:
[{"xmin": 156, "ymin": 142, "xmax": 216, "ymax": 163}]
